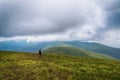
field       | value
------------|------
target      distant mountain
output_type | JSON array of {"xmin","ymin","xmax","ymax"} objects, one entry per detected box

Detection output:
[
  {"xmin": 43, "ymin": 46, "xmax": 116, "ymax": 60},
  {"xmin": 0, "ymin": 41, "xmax": 55, "ymax": 52},
  {"xmin": 63, "ymin": 41, "xmax": 120, "ymax": 59},
  {"xmin": 0, "ymin": 41, "xmax": 69, "ymax": 52},
  {"xmin": 0, "ymin": 40, "xmax": 120, "ymax": 59}
]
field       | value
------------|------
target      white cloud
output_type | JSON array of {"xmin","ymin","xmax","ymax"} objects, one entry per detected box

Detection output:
[{"xmin": 99, "ymin": 30, "xmax": 120, "ymax": 48}]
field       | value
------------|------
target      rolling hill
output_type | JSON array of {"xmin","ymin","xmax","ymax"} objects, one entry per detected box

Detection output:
[
  {"xmin": 63, "ymin": 41, "xmax": 120, "ymax": 59},
  {"xmin": 0, "ymin": 50, "xmax": 120, "ymax": 80},
  {"xmin": 43, "ymin": 46, "xmax": 116, "ymax": 60}
]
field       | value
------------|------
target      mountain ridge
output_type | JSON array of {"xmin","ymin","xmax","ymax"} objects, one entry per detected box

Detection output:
[{"xmin": 0, "ymin": 40, "xmax": 120, "ymax": 59}]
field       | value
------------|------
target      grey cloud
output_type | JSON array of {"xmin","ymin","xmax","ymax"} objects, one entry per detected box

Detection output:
[
  {"xmin": 101, "ymin": 0, "xmax": 120, "ymax": 29},
  {"xmin": 0, "ymin": 1, "xmax": 83, "ymax": 36},
  {"xmin": 97, "ymin": 0, "xmax": 120, "ymax": 10},
  {"xmin": 0, "ymin": 8, "xmax": 11, "ymax": 37},
  {"xmin": 107, "ymin": 11, "xmax": 120, "ymax": 29},
  {"xmin": 0, "ymin": 0, "xmax": 102, "ymax": 37},
  {"xmin": 0, "ymin": 0, "xmax": 120, "ymax": 48}
]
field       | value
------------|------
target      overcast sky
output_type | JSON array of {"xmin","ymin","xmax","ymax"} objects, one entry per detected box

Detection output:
[{"xmin": 0, "ymin": 0, "xmax": 120, "ymax": 48}]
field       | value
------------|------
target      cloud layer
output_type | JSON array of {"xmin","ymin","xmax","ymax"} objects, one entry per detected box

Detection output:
[{"xmin": 0, "ymin": 0, "xmax": 120, "ymax": 47}]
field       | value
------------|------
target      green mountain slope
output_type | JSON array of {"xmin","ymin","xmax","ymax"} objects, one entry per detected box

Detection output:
[
  {"xmin": 0, "ymin": 51, "xmax": 120, "ymax": 80},
  {"xmin": 64, "ymin": 41, "xmax": 120, "ymax": 59},
  {"xmin": 43, "ymin": 46, "xmax": 116, "ymax": 60}
]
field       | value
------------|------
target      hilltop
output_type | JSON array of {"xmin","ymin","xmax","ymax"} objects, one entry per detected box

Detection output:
[
  {"xmin": 43, "ymin": 46, "xmax": 116, "ymax": 60},
  {"xmin": 64, "ymin": 41, "xmax": 120, "ymax": 59},
  {"xmin": 0, "ymin": 51, "xmax": 120, "ymax": 80}
]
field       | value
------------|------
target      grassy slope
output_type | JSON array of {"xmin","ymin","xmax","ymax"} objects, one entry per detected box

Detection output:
[
  {"xmin": 64, "ymin": 41, "xmax": 120, "ymax": 59},
  {"xmin": 0, "ymin": 51, "xmax": 120, "ymax": 80},
  {"xmin": 43, "ymin": 46, "xmax": 116, "ymax": 60}
]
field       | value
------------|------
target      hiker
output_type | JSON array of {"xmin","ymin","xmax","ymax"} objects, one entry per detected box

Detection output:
[{"xmin": 38, "ymin": 49, "xmax": 42, "ymax": 58}]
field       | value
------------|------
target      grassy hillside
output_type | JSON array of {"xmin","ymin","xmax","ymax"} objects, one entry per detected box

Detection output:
[
  {"xmin": 64, "ymin": 41, "xmax": 120, "ymax": 59},
  {"xmin": 43, "ymin": 46, "xmax": 116, "ymax": 60},
  {"xmin": 0, "ymin": 51, "xmax": 120, "ymax": 80}
]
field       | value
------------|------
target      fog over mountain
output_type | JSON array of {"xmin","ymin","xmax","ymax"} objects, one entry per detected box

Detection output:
[{"xmin": 0, "ymin": 0, "xmax": 120, "ymax": 48}]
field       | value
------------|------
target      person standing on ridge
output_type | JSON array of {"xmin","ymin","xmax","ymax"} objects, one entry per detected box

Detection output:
[{"xmin": 38, "ymin": 49, "xmax": 42, "ymax": 58}]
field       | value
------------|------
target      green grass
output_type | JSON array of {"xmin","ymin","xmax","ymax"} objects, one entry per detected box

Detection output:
[
  {"xmin": 0, "ymin": 50, "xmax": 120, "ymax": 80},
  {"xmin": 43, "ymin": 46, "xmax": 116, "ymax": 60}
]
